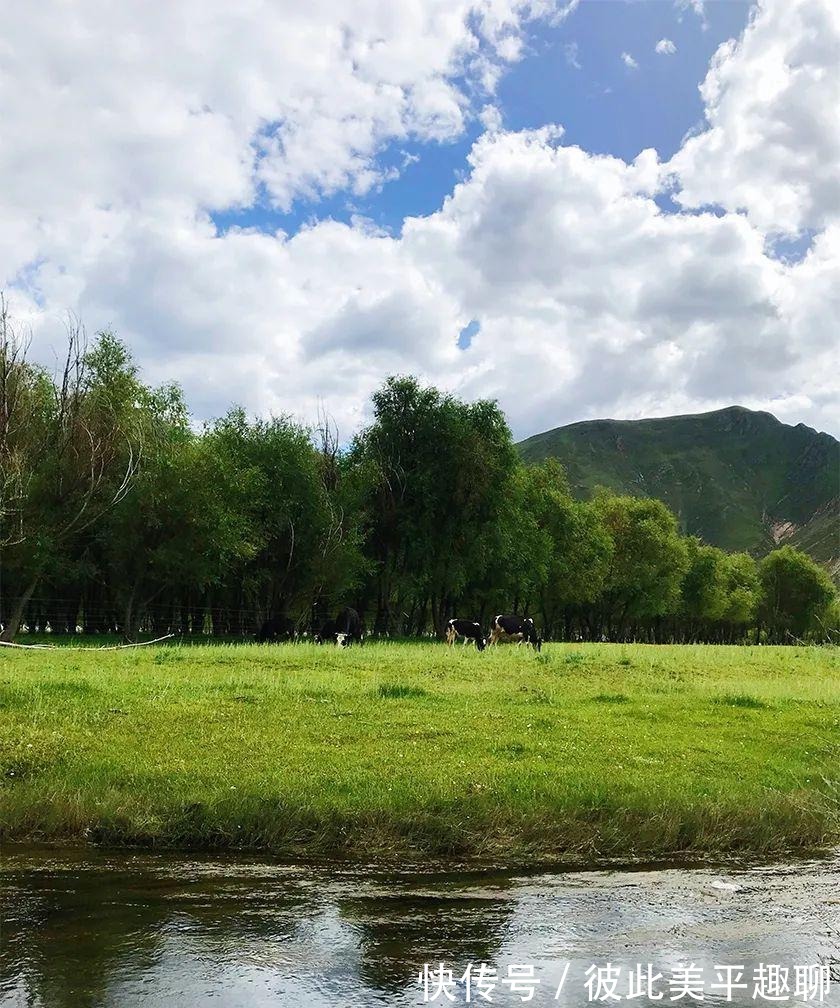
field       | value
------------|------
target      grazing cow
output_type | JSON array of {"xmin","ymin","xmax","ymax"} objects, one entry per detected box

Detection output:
[
  {"xmin": 335, "ymin": 606, "xmax": 363, "ymax": 646},
  {"xmin": 312, "ymin": 616, "xmax": 336, "ymax": 641},
  {"xmin": 314, "ymin": 618, "xmax": 337, "ymax": 644},
  {"xmin": 256, "ymin": 615, "xmax": 296, "ymax": 643},
  {"xmin": 316, "ymin": 607, "xmax": 363, "ymax": 646},
  {"xmin": 445, "ymin": 618, "xmax": 486, "ymax": 651},
  {"xmin": 488, "ymin": 614, "xmax": 542, "ymax": 651}
]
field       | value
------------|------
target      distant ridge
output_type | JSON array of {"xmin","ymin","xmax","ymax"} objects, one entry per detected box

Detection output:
[{"xmin": 517, "ymin": 406, "xmax": 840, "ymax": 577}]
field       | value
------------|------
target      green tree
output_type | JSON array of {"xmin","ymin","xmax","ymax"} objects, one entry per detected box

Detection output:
[
  {"xmin": 0, "ymin": 322, "xmax": 144, "ymax": 639},
  {"xmin": 680, "ymin": 538, "xmax": 729, "ymax": 637},
  {"xmin": 97, "ymin": 387, "xmax": 255, "ymax": 640},
  {"xmin": 593, "ymin": 492, "xmax": 688, "ymax": 636},
  {"xmin": 472, "ymin": 463, "xmax": 550, "ymax": 624},
  {"xmin": 823, "ymin": 595, "xmax": 840, "ymax": 644},
  {"xmin": 207, "ymin": 409, "xmax": 336, "ymax": 626},
  {"xmin": 721, "ymin": 551, "xmax": 761, "ymax": 632},
  {"xmin": 305, "ymin": 410, "xmax": 372, "ymax": 619},
  {"xmin": 518, "ymin": 460, "xmax": 612, "ymax": 637},
  {"xmin": 353, "ymin": 376, "xmax": 518, "ymax": 635},
  {"xmin": 759, "ymin": 545, "xmax": 836, "ymax": 642}
]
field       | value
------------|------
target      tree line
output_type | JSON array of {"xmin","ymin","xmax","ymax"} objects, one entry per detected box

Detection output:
[{"xmin": 0, "ymin": 314, "xmax": 836, "ymax": 645}]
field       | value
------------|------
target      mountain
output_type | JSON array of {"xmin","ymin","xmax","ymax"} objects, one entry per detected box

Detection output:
[{"xmin": 517, "ymin": 406, "xmax": 840, "ymax": 577}]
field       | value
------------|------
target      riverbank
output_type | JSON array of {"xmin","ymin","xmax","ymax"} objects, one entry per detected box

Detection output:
[{"xmin": 1, "ymin": 642, "xmax": 837, "ymax": 863}]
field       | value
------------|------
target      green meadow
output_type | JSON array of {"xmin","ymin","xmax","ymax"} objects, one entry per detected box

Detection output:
[{"xmin": 1, "ymin": 641, "xmax": 838, "ymax": 864}]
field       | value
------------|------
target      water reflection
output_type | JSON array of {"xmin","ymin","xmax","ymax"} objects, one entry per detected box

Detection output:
[
  {"xmin": 338, "ymin": 886, "xmax": 516, "ymax": 992},
  {"xmin": 1, "ymin": 850, "xmax": 838, "ymax": 1007}
]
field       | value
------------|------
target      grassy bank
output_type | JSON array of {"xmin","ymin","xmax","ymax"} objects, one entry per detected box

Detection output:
[{"xmin": 1, "ymin": 642, "xmax": 838, "ymax": 864}]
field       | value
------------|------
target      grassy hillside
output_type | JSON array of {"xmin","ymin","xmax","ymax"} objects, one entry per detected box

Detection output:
[
  {"xmin": 1, "ymin": 641, "xmax": 838, "ymax": 863},
  {"xmin": 518, "ymin": 406, "xmax": 839, "ymax": 569}
]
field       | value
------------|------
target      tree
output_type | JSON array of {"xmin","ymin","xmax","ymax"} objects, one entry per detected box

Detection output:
[
  {"xmin": 207, "ymin": 409, "xmax": 336, "ymax": 627},
  {"xmin": 467, "ymin": 463, "xmax": 550, "ymax": 626},
  {"xmin": 759, "ymin": 545, "xmax": 836, "ymax": 642},
  {"xmin": 1, "ymin": 325, "xmax": 833, "ymax": 648},
  {"xmin": 518, "ymin": 460, "xmax": 612, "ymax": 638},
  {"xmin": 593, "ymin": 492, "xmax": 688, "ymax": 637},
  {"xmin": 94, "ymin": 386, "xmax": 255, "ymax": 640},
  {"xmin": 0, "ymin": 294, "xmax": 36, "ymax": 550},
  {"xmin": 721, "ymin": 551, "xmax": 761, "ymax": 634},
  {"xmin": 308, "ymin": 410, "xmax": 371, "ymax": 618},
  {"xmin": 0, "ymin": 319, "xmax": 142, "ymax": 640},
  {"xmin": 822, "ymin": 595, "xmax": 840, "ymax": 644},
  {"xmin": 680, "ymin": 538, "xmax": 729, "ymax": 638},
  {"xmin": 352, "ymin": 376, "xmax": 518, "ymax": 635}
]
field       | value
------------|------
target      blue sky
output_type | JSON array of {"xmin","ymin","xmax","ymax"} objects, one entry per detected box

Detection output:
[{"xmin": 215, "ymin": 1, "xmax": 752, "ymax": 239}]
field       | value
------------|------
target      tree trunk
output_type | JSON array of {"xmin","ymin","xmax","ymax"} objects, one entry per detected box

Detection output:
[
  {"xmin": 1, "ymin": 571, "xmax": 41, "ymax": 641},
  {"xmin": 414, "ymin": 597, "xmax": 429, "ymax": 637},
  {"xmin": 122, "ymin": 584, "xmax": 140, "ymax": 643},
  {"xmin": 430, "ymin": 595, "xmax": 441, "ymax": 638}
]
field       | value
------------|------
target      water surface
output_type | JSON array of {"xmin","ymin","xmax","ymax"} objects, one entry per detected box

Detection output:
[{"xmin": 2, "ymin": 849, "xmax": 838, "ymax": 1006}]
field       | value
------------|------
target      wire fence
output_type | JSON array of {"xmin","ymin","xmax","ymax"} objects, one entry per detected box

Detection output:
[{"xmin": 0, "ymin": 594, "xmax": 271, "ymax": 637}]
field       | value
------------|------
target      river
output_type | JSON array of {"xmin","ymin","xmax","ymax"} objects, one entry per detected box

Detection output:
[{"xmin": 1, "ymin": 849, "xmax": 838, "ymax": 1006}]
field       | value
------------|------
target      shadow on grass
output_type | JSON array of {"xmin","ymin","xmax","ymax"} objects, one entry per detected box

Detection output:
[
  {"xmin": 713, "ymin": 693, "xmax": 770, "ymax": 710},
  {"xmin": 592, "ymin": 693, "xmax": 630, "ymax": 704},
  {"xmin": 377, "ymin": 683, "xmax": 428, "ymax": 699}
]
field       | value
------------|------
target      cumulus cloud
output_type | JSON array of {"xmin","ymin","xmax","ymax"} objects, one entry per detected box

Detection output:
[
  {"xmin": 0, "ymin": 0, "xmax": 559, "ymax": 263},
  {"xmin": 0, "ymin": 0, "xmax": 837, "ymax": 440},
  {"xmin": 621, "ymin": 52, "xmax": 639, "ymax": 69},
  {"xmin": 669, "ymin": 0, "xmax": 840, "ymax": 236},
  {"xmin": 655, "ymin": 38, "xmax": 677, "ymax": 55},
  {"xmin": 400, "ymin": 128, "xmax": 835, "ymax": 434}
]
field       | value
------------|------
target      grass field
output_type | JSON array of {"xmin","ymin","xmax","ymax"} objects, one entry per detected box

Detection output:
[{"xmin": 1, "ymin": 641, "xmax": 838, "ymax": 864}]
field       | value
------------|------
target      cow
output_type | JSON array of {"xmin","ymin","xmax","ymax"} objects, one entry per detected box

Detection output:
[
  {"xmin": 488, "ymin": 614, "xmax": 542, "ymax": 651},
  {"xmin": 256, "ymin": 615, "xmax": 296, "ymax": 643},
  {"xmin": 335, "ymin": 606, "xmax": 363, "ymax": 646},
  {"xmin": 316, "ymin": 607, "xmax": 363, "ymax": 646},
  {"xmin": 445, "ymin": 618, "xmax": 486, "ymax": 651},
  {"xmin": 314, "ymin": 618, "xmax": 337, "ymax": 644}
]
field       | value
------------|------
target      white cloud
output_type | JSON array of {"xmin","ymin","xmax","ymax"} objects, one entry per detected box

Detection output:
[
  {"xmin": 0, "ymin": 0, "xmax": 559, "ymax": 256},
  {"xmin": 669, "ymin": 0, "xmax": 840, "ymax": 236},
  {"xmin": 655, "ymin": 38, "xmax": 677, "ymax": 55},
  {"xmin": 676, "ymin": 0, "xmax": 707, "ymax": 28},
  {"xmin": 621, "ymin": 52, "xmax": 639, "ymax": 69},
  {"xmin": 400, "ymin": 128, "xmax": 835, "ymax": 435},
  {"xmin": 564, "ymin": 42, "xmax": 582, "ymax": 69},
  {"xmin": 0, "ymin": 0, "xmax": 838, "ymax": 441},
  {"xmin": 479, "ymin": 104, "xmax": 504, "ymax": 133}
]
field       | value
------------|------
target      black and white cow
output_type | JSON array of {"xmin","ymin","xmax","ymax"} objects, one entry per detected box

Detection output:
[
  {"xmin": 445, "ymin": 618, "xmax": 487, "ymax": 651},
  {"xmin": 488, "ymin": 614, "xmax": 542, "ymax": 651},
  {"xmin": 335, "ymin": 606, "xmax": 363, "ymax": 646},
  {"xmin": 317, "ymin": 607, "xmax": 363, "ymax": 646},
  {"xmin": 314, "ymin": 618, "xmax": 337, "ymax": 645}
]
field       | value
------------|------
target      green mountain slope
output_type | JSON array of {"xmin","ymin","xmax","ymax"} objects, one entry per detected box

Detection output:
[{"xmin": 518, "ymin": 406, "xmax": 839, "ymax": 575}]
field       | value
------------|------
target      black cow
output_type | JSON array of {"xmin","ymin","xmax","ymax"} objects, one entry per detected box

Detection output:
[
  {"xmin": 335, "ymin": 606, "xmax": 363, "ymax": 646},
  {"xmin": 488, "ymin": 614, "xmax": 542, "ymax": 651},
  {"xmin": 314, "ymin": 618, "xmax": 337, "ymax": 644},
  {"xmin": 445, "ymin": 618, "xmax": 486, "ymax": 651},
  {"xmin": 316, "ymin": 607, "xmax": 363, "ymax": 646},
  {"xmin": 256, "ymin": 615, "xmax": 296, "ymax": 643}
]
